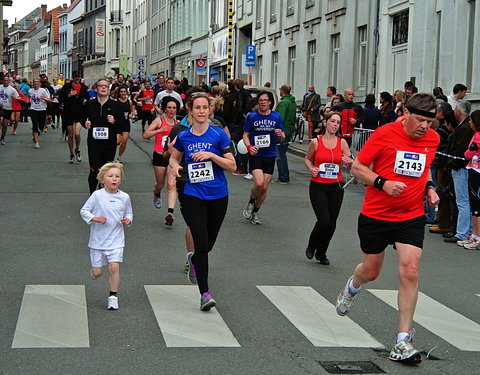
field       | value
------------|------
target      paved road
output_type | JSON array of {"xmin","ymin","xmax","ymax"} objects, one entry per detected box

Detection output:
[{"xmin": 0, "ymin": 122, "xmax": 478, "ymax": 375}]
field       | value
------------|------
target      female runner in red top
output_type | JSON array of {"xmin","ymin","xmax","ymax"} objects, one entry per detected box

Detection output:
[{"xmin": 304, "ymin": 111, "xmax": 353, "ymax": 264}]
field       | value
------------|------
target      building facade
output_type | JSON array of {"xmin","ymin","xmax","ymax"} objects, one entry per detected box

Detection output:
[{"xmin": 3, "ymin": 0, "xmax": 479, "ymax": 107}]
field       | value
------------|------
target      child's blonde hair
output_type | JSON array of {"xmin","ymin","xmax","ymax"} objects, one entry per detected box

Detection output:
[{"xmin": 97, "ymin": 162, "xmax": 124, "ymax": 181}]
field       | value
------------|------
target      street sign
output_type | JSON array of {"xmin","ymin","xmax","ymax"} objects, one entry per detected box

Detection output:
[
  {"xmin": 196, "ymin": 59, "xmax": 206, "ymax": 68},
  {"xmin": 137, "ymin": 56, "xmax": 146, "ymax": 79},
  {"xmin": 246, "ymin": 45, "xmax": 256, "ymax": 61}
]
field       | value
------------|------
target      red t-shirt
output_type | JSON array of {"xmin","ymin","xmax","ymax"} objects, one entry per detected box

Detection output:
[
  {"xmin": 358, "ymin": 121, "xmax": 439, "ymax": 221},
  {"xmin": 141, "ymin": 89, "xmax": 155, "ymax": 111},
  {"xmin": 72, "ymin": 83, "xmax": 81, "ymax": 95},
  {"xmin": 154, "ymin": 116, "xmax": 176, "ymax": 154},
  {"xmin": 311, "ymin": 136, "xmax": 343, "ymax": 183}
]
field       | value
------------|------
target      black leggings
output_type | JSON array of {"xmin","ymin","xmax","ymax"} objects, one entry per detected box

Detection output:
[
  {"xmin": 181, "ymin": 194, "xmax": 228, "ymax": 294},
  {"xmin": 87, "ymin": 142, "xmax": 117, "ymax": 194},
  {"xmin": 29, "ymin": 110, "xmax": 47, "ymax": 133},
  {"xmin": 308, "ymin": 181, "xmax": 344, "ymax": 257}
]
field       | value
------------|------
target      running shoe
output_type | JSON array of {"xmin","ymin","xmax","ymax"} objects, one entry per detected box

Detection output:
[
  {"xmin": 12, "ymin": 130, "xmax": 16, "ymax": 135},
  {"xmin": 457, "ymin": 235, "xmax": 472, "ymax": 247},
  {"xmin": 153, "ymin": 193, "xmax": 162, "ymax": 209},
  {"xmin": 107, "ymin": 295, "xmax": 119, "ymax": 310},
  {"xmin": 243, "ymin": 202, "xmax": 254, "ymax": 220},
  {"xmin": 243, "ymin": 173, "xmax": 253, "ymax": 180},
  {"xmin": 389, "ymin": 329, "xmax": 422, "ymax": 364},
  {"xmin": 1, "ymin": 138, "xmax": 5, "ymax": 145},
  {"xmin": 186, "ymin": 252, "xmax": 197, "ymax": 284},
  {"xmin": 336, "ymin": 275, "xmax": 357, "ymax": 316},
  {"xmin": 34, "ymin": 143, "xmax": 40, "ymax": 149},
  {"xmin": 69, "ymin": 154, "xmax": 74, "ymax": 164},
  {"xmin": 51, "ymin": 124, "xmax": 56, "ymax": 129},
  {"xmin": 44, "ymin": 126, "xmax": 49, "ymax": 132},
  {"xmin": 116, "ymin": 156, "xmax": 123, "ymax": 164},
  {"xmin": 200, "ymin": 291, "xmax": 216, "ymax": 311},
  {"xmin": 184, "ymin": 261, "xmax": 190, "ymax": 274},
  {"xmin": 250, "ymin": 212, "xmax": 261, "ymax": 225},
  {"xmin": 165, "ymin": 213, "xmax": 174, "ymax": 226},
  {"xmin": 464, "ymin": 238, "xmax": 480, "ymax": 250},
  {"xmin": 75, "ymin": 149, "xmax": 82, "ymax": 162}
]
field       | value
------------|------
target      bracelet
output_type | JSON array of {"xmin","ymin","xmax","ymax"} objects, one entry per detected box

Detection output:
[
  {"xmin": 246, "ymin": 145, "xmax": 252, "ymax": 151},
  {"xmin": 426, "ymin": 180, "xmax": 435, "ymax": 189},
  {"xmin": 373, "ymin": 176, "xmax": 388, "ymax": 191}
]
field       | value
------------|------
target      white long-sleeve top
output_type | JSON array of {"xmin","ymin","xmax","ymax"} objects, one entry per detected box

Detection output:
[{"xmin": 80, "ymin": 188, "xmax": 133, "ymax": 250}]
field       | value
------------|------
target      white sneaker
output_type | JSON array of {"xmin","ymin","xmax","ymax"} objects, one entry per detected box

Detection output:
[
  {"xmin": 153, "ymin": 193, "xmax": 162, "ymax": 209},
  {"xmin": 464, "ymin": 238, "xmax": 480, "ymax": 250},
  {"xmin": 250, "ymin": 212, "xmax": 261, "ymax": 225},
  {"xmin": 107, "ymin": 295, "xmax": 119, "ymax": 310},
  {"xmin": 243, "ymin": 202, "xmax": 254, "ymax": 220},
  {"xmin": 243, "ymin": 173, "xmax": 253, "ymax": 180},
  {"xmin": 1, "ymin": 139, "xmax": 5, "ymax": 145},
  {"xmin": 336, "ymin": 275, "xmax": 358, "ymax": 316},
  {"xmin": 34, "ymin": 143, "xmax": 40, "ymax": 149},
  {"xmin": 457, "ymin": 235, "xmax": 473, "ymax": 247},
  {"xmin": 389, "ymin": 329, "xmax": 422, "ymax": 364}
]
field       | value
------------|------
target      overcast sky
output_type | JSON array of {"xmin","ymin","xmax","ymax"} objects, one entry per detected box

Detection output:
[{"xmin": 2, "ymin": 0, "xmax": 66, "ymax": 25}]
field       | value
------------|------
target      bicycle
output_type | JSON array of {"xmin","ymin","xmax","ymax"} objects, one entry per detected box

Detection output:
[{"xmin": 292, "ymin": 112, "xmax": 306, "ymax": 143}]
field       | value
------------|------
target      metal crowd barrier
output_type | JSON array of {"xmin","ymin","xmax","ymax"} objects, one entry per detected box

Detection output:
[{"xmin": 343, "ymin": 127, "xmax": 374, "ymax": 188}]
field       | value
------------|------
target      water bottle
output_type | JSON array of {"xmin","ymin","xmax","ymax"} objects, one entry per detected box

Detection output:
[{"xmin": 473, "ymin": 154, "xmax": 478, "ymax": 169}]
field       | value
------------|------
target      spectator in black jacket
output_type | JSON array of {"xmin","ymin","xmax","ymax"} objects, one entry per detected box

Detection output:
[
  {"xmin": 58, "ymin": 71, "xmax": 89, "ymax": 163},
  {"xmin": 444, "ymin": 100, "xmax": 473, "ymax": 244},
  {"xmin": 362, "ymin": 94, "xmax": 382, "ymax": 130}
]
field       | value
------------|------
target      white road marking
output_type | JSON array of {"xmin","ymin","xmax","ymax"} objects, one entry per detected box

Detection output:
[
  {"xmin": 369, "ymin": 289, "xmax": 480, "ymax": 351},
  {"xmin": 257, "ymin": 285, "xmax": 384, "ymax": 348},
  {"xmin": 12, "ymin": 285, "xmax": 89, "ymax": 348},
  {"xmin": 144, "ymin": 285, "xmax": 240, "ymax": 347}
]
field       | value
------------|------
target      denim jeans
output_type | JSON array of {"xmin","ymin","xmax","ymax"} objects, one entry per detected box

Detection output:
[
  {"xmin": 451, "ymin": 168, "xmax": 471, "ymax": 240},
  {"xmin": 275, "ymin": 132, "xmax": 291, "ymax": 182}
]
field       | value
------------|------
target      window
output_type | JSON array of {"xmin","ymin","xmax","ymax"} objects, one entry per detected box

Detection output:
[
  {"xmin": 331, "ymin": 34, "xmax": 340, "ymax": 87},
  {"xmin": 307, "ymin": 40, "xmax": 316, "ymax": 86},
  {"xmin": 257, "ymin": 55, "xmax": 263, "ymax": 86},
  {"xmin": 255, "ymin": 0, "xmax": 262, "ymax": 28},
  {"xmin": 358, "ymin": 26, "xmax": 367, "ymax": 88},
  {"xmin": 271, "ymin": 51, "xmax": 278, "ymax": 90},
  {"xmin": 115, "ymin": 29, "xmax": 120, "ymax": 57},
  {"xmin": 466, "ymin": 0, "xmax": 476, "ymax": 89},
  {"xmin": 287, "ymin": 46, "xmax": 296, "ymax": 92},
  {"xmin": 270, "ymin": 0, "xmax": 277, "ymax": 22},
  {"xmin": 392, "ymin": 10, "xmax": 409, "ymax": 46},
  {"xmin": 287, "ymin": 0, "xmax": 295, "ymax": 16}
]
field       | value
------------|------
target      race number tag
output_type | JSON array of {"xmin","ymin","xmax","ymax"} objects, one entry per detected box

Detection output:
[
  {"xmin": 393, "ymin": 151, "xmax": 426, "ymax": 177},
  {"xmin": 162, "ymin": 136, "xmax": 168, "ymax": 149},
  {"xmin": 319, "ymin": 163, "xmax": 339, "ymax": 179},
  {"xmin": 254, "ymin": 134, "xmax": 270, "ymax": 148},
  {"xmin": 93, "ymin": 127, "xmax": 109, "ymax": 139},
  {"xmin": 188, "ymin": 161, "xmax": 214, "ymax": 183}
]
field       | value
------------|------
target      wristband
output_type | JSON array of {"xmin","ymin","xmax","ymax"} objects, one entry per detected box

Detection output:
[
  {"xmin": 373, "ymin": 176, "xmax": 388, "ymax": 191},
  {"xmin": 426, "ymin": 180, "xmax": 436, "ymax": 191},
  {"xmin": 246, "ymin": 145, "xmax": 253, "ymax": 151}
]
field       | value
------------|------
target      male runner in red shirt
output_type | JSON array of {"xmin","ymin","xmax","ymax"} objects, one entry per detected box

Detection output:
[{"xmin": 335, "ymin": 93, "xmax": 440, "ymax": 365}]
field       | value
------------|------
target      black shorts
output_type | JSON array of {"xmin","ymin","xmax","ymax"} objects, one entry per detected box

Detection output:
[
  {"xmin": 2, "ymin": 109, "xmax": 13, "ymax": 119},
  {"xmin": 152, "ymin": 151, "xmax": 169, "ymax": 167},
  {"xmin": 357, "ymin": 213, "xmax": 426, "ymax": 254},
  {"xmin": 118, "ymin": 121, "xmax": 131, "ymax": 133},
  {"xmin": 63, "ymin": 112, "xmax": 83, "ymax": 126},
  {"xmin": 249, "ymin": 155, "xmax": 276, "ymax": 175}
]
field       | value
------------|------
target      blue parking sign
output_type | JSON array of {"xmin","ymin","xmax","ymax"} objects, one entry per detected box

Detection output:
[{"xmin": 246, "ymin": 45, "xmax": 256, "ymax": 61}]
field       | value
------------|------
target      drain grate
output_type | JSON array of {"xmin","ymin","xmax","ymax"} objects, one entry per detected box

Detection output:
[{"xmin": 317, "ymin": 361, "xmax": 386, "ymax": 374}]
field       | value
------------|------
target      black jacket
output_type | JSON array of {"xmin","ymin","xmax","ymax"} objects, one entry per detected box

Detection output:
[
  {"xmin": 82, "ymin": 98, "xmax": 122, "ymax": 145},
  {"xmin": 446, "ymin": 118, "xmax": 473, "ymax": 170},
  {"xmin": 58, "ymin": 82, "xmax": 89, "ymax": 114}
]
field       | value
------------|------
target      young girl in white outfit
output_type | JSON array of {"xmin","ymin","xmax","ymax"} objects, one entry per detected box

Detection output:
[{"xmin": 80, "ymin": 162, "xmax": 133, "ymax": 310}]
